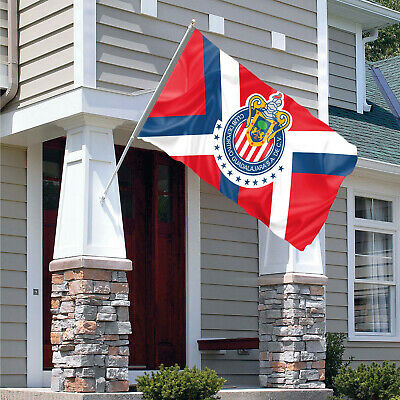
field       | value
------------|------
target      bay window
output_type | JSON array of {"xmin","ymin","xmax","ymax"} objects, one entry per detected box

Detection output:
[{"xmin": 348, "ymin": 190, "xmax": 399, "ymax": 340}]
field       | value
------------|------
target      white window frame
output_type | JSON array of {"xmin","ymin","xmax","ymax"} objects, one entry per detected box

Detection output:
[{"xmin": 347, "ymin": 186, "xmax": 400, "ymax": 341}]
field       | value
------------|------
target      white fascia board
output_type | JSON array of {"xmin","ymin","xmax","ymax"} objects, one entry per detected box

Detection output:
[
  {"xmin": 329, "ymin": 0, "xmax": 400, "ymax": 30},
  {"xmin": 82, "ymin": 87, "xmax": 153, "ymax": 122},
  {"xmin": 357, "ymin": 157, "xmax": 400, "ymax": 176},
  {"xmin": 0, "ymin": 88, "xmax": 153, "ymax": 140},
  {"xmin": 336, "ymin": 0, "xmax": 400, "ymax": 22},
  {"xmin": 343, "ymin": 158, "xmax": 400, "ymax": 189},
  {"xmin": 1, "ymin": 89, "xmax": 83, "ymax": 137}
]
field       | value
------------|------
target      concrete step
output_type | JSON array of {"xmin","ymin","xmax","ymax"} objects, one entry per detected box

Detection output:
[{"xmin": 0, "ymin": 388, "xmax": 333, "ymax": 400}]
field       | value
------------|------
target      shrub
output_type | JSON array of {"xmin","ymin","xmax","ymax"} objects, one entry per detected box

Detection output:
[
  {"xmin": 334, "ymin": 361, "xmax": 400, "ymax": 400},
  {"xmin": 136, "ymin": 364, "xmax": 226, "ymax": 400},
  {"xmin": 325, "ymin": 332, "xmax": 352, "ymax": 390}
]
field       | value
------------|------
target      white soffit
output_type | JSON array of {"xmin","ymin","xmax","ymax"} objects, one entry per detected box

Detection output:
[{"xmin": 328, "ymin": 0, "xmax": 400, "ymax": 30}]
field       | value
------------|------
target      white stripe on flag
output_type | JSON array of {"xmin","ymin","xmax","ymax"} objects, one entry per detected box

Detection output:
[
  {"xmin": 269, "ymin": 148, "xmax": 293, "ymax": 240},
  {"xmin": 239, "ymin": 141, "xmax": 250, "ymax": 157},
  {"xmin": 220, "ymin": 50, "xmax": 240, "ymax": 121},
  {"xmin": 286, "ymin": 131, "xmax": 357, "ymax": 155},
  {"xmin": 140, "ymin": 134, "xmax": 214, "ymax": 156},
  {"xmin": 246, "ymin": 145, "xmax": 258, "ymax": 161},
  {"xmin": 236, "ymin": 129, "xmax": 247, "ymax": 149},
  {"xmin": 253, "ymin": 139, "xmax": 271, "ymax": 162}
]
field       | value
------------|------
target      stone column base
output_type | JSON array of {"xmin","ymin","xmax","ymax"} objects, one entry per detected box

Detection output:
[
  {"xmin": 50, "ymin": 260, "xmax": 132, "ymax": 393},
  {"xmin": 258, "ymin": 273, "xmax": 328, "ymax": 389}
]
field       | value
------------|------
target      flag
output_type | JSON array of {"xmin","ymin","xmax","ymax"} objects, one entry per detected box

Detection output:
[{"xmin": 139, "ymin": 29, "xmax": 357, "ymax": 251}]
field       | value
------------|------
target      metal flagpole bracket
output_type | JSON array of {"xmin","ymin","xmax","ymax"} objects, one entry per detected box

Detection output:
[{"xmin": 100, "ymin": 19, "xmax": 197, "ymax": 204}]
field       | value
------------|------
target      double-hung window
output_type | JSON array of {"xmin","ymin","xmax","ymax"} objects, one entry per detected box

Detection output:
[{"xmin": 348, "ymin": 189, "xmax": 399, "ymax": 340}]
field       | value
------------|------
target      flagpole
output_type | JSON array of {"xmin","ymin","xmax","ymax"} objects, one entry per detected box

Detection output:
[{"xmin": 100, "ymin": 19, "xmax": 196, "ymax": 203}]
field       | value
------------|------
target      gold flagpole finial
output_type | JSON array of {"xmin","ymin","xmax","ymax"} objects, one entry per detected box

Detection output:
[{"xmin": 190, "ymin": 19, "xmax": 196, "ymax": 28}]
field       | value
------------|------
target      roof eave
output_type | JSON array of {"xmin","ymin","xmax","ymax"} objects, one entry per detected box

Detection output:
[{"xmin": 328, "ymin": 0, "xmax": 400, "ymax": 30}]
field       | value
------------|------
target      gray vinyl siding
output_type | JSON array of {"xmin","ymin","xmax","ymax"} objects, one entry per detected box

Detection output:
[
  {"xmin": 326, "ymin": 186, "xmax": 348, "ymax": 334},
  {"xmin": 325, "ymin": 187, "xmax": 400, "ymax": 366},
  {"xmin": 328, "ymin": 26, "xmax": 357, "ymax": 111},
  {"xmin": 0, "ymin": 145, "xmax": 27, "ymax": 388},
  {"xmin": 96, "ymin": 0, "xmax": 319, "ymax": 115},
  {"xmin": 0, "ymin": 0, "xmax": 7, "ymax": 84},
  {"xmin": 200, "ymin": 180, "xmax": 259, "ymax": 387},
  {"xmin": 6, "ymin": 0, "xmax": 74, "ymax": 110}
]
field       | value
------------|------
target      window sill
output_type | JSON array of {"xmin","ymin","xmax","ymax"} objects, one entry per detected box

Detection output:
[{"xmin": 348, "ymin": 334, "xmax": 400, "ymax": 342}]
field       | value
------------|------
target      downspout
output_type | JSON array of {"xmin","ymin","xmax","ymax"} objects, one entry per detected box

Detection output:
[
  {"xmin": 361, "ymin": 28, "xmax": 379, "ymax": 112},
  {"xmin": 0, "ymin": 0, "xmax": 18, "ymax": 110}
]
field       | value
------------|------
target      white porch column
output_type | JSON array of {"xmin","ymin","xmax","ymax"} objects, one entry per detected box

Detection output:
[
  {"xmin": 259, "ymin": 224, "xmax": 325, "ymax": 277},
  {"xmin": 49, "ymin": 115, "xmax": 132, "ymax": 393},
  {"xmin": 258, "ymin": 224, "xmax": 327, "ymax": 389},
  {"xmin": 53, "ymin": 116, "xmax": 126, "ymax": 260}
]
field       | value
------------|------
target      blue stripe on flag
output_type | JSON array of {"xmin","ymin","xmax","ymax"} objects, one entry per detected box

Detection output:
[
  {"xmin": 292, "ymin": 152, "xmax": 357, "ymax": 176},
  {"xmin": 139, "ymin": 35, "xmax": 222, "ymax": 137},
  {"xmin": 220, "ymin": 173, "xmax": 239, "ymax": 203}
]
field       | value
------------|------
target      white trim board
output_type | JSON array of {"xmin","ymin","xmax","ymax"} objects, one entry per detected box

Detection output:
[
  {"xmin": 342, "ymin": 160, "xmax": 400, "ymax": 189},
  {"xmin": 74, "ymin": 0, "xmax": 96, "ymax": 88},
  {"xmin": 357, "ymin": 157, "xmax": 400, "ymax": 177},
  {"xmin": 355, "ymin": 24, "xmax": 364, "ymax": 114},
  {"xmin": 328, "ymin": 0, "xmax": 400, "ymax": 29},
  {"xmin": 27, "ymin": 144, "xmax": 44, "ymax": 387},
  {"xmin": 317, "ymin": 0, "xmax": 329, "ymax": 268},
  {"xmin": 1, "ymin": 87, "xmax": 153, "ymax": 141},
  {"xmin": 185, "ymin": 169, "xmax": 202, "ymax": 369},
  {"xmin": 318, "ymin": 0, "xmax": 329, "ymax": 124}
]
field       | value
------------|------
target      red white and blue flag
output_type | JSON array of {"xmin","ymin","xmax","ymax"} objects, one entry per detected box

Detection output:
[{"xmin": 139, "ymin": 29, "xmax": 357, "ymax": 251}]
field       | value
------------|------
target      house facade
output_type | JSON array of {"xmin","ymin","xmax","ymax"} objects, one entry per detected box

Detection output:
[{"xmin": 1, "ymin": 0, "xmax": 400, "ymax": 391}]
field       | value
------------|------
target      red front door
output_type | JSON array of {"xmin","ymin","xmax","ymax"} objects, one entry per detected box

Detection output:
[{"xmin": 43, "ymin": 141, "xmax": 186, "ymax": 370}]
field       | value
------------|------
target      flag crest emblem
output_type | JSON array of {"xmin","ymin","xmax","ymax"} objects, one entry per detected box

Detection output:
[{"xmin": 214, "ymin": 92, "xmax": 292, "ymax": 188}]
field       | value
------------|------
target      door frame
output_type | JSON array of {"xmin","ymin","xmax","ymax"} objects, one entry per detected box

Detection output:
[{"xmin": 26, "ymin": 141, "xmax": 202, "ymax": 387}]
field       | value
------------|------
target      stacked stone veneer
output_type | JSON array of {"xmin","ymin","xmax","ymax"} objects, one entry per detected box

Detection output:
[
  {"xmin": 259, "ymin": 280, "xmax": 326, "ymax": 389},
  {"xmin": 50, "ymin": 268, "xmax": 131, "ymax": 393}
]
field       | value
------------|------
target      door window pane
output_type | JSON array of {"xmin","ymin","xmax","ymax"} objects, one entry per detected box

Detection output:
[
  {"xmin": 158, "ymin": 165, "xmax": 171, "ymax": 193},
  {"xmin": 355, "ymin": 230, "xmax": 393, "ymax": 280},
  {"xmin": 120, "ymin": 190, "xmax": 133, "ymax": 219},
  {"xmin": 43, "ymin": 147, "xmax": 63, "ymax": 180},
  {"xmin": 43, "ymin": 180, "xmax": 61, "ymax": 210},
  {"xmin": 118, "ymin": 165, "xmax": 133, "ymax": 189},
  {"xmin": 157, "ymin": 164, "xmax": 172, "ymax": 222},
  {"xmin": 43, "ymin": 147, "xmax": 63, "ymax": 210},
  {"xmin": 355, "ymin": 196, "xmax": 392, "ymax": 222},
  {"xmin": 158, "ymin": 194, "xmax": 172, "ymax": 222},
  {"xmin": 354, "ymin": 283, "xmax": 391, "ymax": 333}
]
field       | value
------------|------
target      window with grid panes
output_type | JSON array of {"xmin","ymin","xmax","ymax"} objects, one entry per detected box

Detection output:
[{"xmin": 351, "ymin": 195, "xmax": 397, "ymax": 337}]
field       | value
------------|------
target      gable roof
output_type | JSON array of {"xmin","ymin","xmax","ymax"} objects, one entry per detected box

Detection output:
[{"xmin": 329, "ymin": 56, "xmax": 400, "ymax": 166}]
